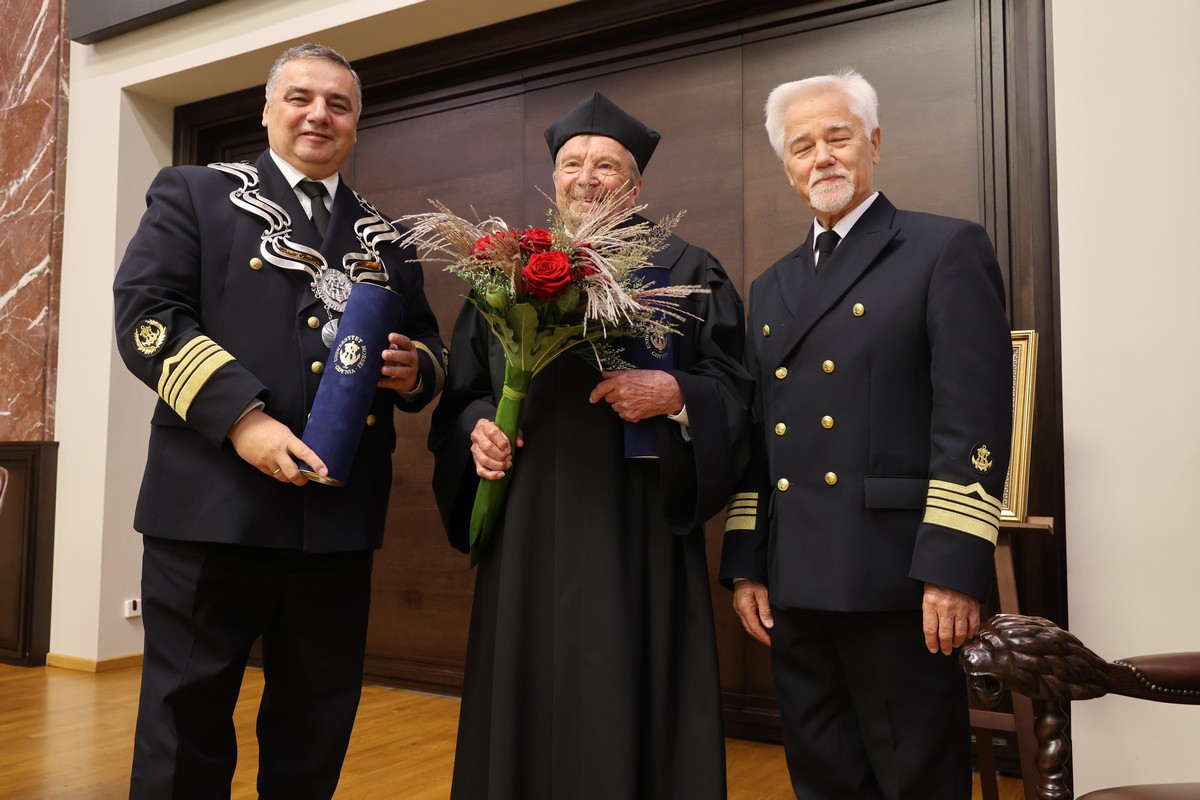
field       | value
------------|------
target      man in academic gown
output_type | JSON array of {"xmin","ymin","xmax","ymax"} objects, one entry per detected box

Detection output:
[
  {"xmin": 720, "ymin": 70, "xmax": 1012, "ymax": 799},
  {"xmin": 113, "ymin": 44, "xmax": 445, "ymax": 799},
  {"xmin": 429, "ymin": 92, "xmax": 752, "ymax": 800}
]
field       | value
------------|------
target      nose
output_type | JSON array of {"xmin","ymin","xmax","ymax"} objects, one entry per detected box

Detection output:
[
  {"xmin": 813, "ymin": 140, "xmax": 835, "ymax": 166},
  {"xmin": 576, "ymin": 166, "xmax": 600, "ymax": 186},
  {"xmin": 306, "ymin": 99, "xmax": 330, "ymax": 123}
]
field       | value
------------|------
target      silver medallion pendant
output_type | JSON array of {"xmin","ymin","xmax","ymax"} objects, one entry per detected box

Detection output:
[
  {"xmin": 321, "ymin": 318, "xmax": 340, "ymax": 349},
  {"xmin": 313, "ymin": 269, "xmax": 353, "ymax": 312}
]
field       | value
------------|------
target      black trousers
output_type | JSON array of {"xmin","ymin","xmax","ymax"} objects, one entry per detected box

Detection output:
[
  {"xmin": 130, "ymin": 536, "xmax": 373, "ymax": 800},
  {"xmin": 769, "ymin": 606, "xmax": 972, "ymax": 800}
]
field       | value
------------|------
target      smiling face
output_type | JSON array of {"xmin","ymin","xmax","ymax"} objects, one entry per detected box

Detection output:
[
  {"xmin": 261, "ymin": 57, "xmax": 359, "ymax": 179},
  {"xmin": 552, "ymin": 135, "xmax": 642, "ymax": 217},
  {"xmin": 781, "ymin": 87, "xmax": 881, "ymax": 228}
]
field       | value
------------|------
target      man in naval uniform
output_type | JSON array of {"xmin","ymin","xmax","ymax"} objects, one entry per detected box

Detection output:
[
  {"xmin": 720, "ymin": 69, "xmax": 1012, "ymax": 799},
  {"xmin": 429, "ymin": 92, "xmax": 751, "ymax": 799},
  {"xmin": 113, "ymin": 43, "xmax": 445, "ymax": 799}
]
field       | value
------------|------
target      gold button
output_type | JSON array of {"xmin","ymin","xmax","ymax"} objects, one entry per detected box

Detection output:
[
  {"xmin": 365, "ymin": 414, "xmax": 376, "ymax": 426},
  {"xmin": 762, "ymin": 324, "xmax": 771, "ymax": 337},
  {"xmin": 250, "ymin": 257, "xmax": 263, "ymax": 270},
  {"xmin": 775, "ymin": 367, "xmax": 788, "ymax": 380},
  {"xmin": 777, "ymin": 478, "xmax": 790, "ymax": 492},
  {"xmin": 821, "ymin": 415, "xmax": 834, "ymax": 429},
  {"xmin": 774, "ymin": 422, "xmax": 787, "ymax": 436},
  {"xmin": 852, "ymin": 303, "xmax": 865, "ymax": 317},
  {"xmin": 824, "ymin": 471, "xmax": 838, "ymax": 486},
  {"xmin": 311, "ymin": 361, "xmax": 324, "ymax": 374},
  {"xmin": 307, "ymin": 316, "xmax": 321, "ymax": 329},
  {"xmin": 822, "ymin": 360, "xmax": 835, "ymax": 374}
]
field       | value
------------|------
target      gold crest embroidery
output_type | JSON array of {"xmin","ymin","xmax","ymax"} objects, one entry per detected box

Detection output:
[
  {"xmin": 334, "ymin": 335, "xmax": 367, "ymax": 375},
  {"xmin": 971, "ymin": 443, "xmax": 993, "ymax": 474},
  {"xmin": 134, "ymin": 319, "xmax": 167, "ymax": 357}
]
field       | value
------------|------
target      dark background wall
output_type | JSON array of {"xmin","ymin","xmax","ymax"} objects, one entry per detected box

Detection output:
[{"xmin": 178, "ymin": 0, "xmax": 1062, "ymax": 743}]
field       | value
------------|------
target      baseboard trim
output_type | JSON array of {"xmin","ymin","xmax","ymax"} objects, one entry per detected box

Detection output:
[{"xmin": 45, "ymin": 652, "xmax": 143, "ymax": 672}]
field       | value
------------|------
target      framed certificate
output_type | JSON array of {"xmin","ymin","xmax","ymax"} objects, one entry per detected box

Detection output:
[{"xmin": 1001, "ymin": 330, "xmax": 1038, "ymax": 521}]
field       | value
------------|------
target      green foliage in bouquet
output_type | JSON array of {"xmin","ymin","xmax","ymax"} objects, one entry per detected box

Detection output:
[{"xmin": 402, "ymin": 191, "xmax": 705, "ymax": 566}]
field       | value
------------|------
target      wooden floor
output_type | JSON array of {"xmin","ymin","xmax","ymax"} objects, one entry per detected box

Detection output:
[{"xmin": 0, "ymin": 663, "xmax": 1024, "ymax": 799}]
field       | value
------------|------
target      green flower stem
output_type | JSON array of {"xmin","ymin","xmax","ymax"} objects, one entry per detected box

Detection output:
[{"xmin": 468, "ymin": 362, "xmax": 532, "ymax": 567}]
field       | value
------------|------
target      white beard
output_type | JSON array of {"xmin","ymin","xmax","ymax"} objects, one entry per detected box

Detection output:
[{"xmin": 809, "ymin": 175, "xmax": 855, "ymax": 215}]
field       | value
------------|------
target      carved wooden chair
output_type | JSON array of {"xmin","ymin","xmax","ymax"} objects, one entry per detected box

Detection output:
[{"xmin": 962, "ymin": 613, "xmax": 1200, "ymax": 800}]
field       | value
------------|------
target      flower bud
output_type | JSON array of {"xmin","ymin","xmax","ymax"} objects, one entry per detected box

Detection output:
[
  {"xmin": 554, "ymin": 285, "xmax": 581, "ymax": 314},
  {"xmin": 485, "ymin": 289, "xmax": 510, "ymax": 310}
]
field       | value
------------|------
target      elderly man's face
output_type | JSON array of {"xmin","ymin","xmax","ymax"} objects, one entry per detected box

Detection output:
[
  {"xmin": 781, "ymin": 88, "xmax": 880, "ymax": 228},
  {"xmin": 262, "ymin": 58, "xmax": 359, "ymax": 180},
  {"xmin": 553, "ymin": 135, "xmax": 642, "ymax": 217}
]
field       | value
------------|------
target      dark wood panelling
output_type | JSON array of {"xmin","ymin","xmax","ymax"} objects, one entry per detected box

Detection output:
[
  {"xmin": 176, "ymin": 0, "xmax": 1061, "ymax": 746},
  {"xmin": 0, "ymin": 443, "xmax": 58, "ymax": 666}
]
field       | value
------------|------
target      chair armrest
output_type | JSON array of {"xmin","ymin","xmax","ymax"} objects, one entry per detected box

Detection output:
[{"xmin": 962, "ymin": 614, "xmax": 1200, "ymax": 707}]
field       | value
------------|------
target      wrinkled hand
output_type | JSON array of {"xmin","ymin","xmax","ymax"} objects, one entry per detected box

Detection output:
[
  {"xmin": 588, "ymin": 370, "xmax": 683, "ymax": 422},
  {"xmin": 227, "ymin": 408, "xmax": 326, "ymax": 485},
  {"xmin": 378, "ymin": 333, "xmax": 420, "ymax": 393},
  {"xmin": 470, "ymin": 418, "xmax": 524, "ymax": 481},
  {"xmin": 922, "ymin": 583, "xmax": 981, "ymax": 655},
  {"xmin": 732, "ymin": 579, "xmax": 774, "ymax": 646}
]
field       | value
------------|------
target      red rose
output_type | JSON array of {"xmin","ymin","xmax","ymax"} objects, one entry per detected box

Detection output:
[
  {"xmin": 522, "ymin": 251, "xmax": 573, "ymax": 301},
  {"xmin": 573, "ymin": 245, "xmax": 600, "ymax": 277},
  {"xmin": 519, "ymin": 228, "xmax": 554, "ymax": 254},
  {"xmin": 472, "ymin": 231, "xmax": 513, "ymax": 259}
]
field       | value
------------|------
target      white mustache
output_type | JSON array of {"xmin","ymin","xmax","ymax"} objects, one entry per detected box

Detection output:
[{"xmin": 809, "ymin": 167, "xmax": 851, "ymax": 190}]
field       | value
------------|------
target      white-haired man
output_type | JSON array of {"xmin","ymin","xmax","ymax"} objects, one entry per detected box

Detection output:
[{"xmin": 720, "ymin": 69, "xmax": 1012, "ymax": 798}]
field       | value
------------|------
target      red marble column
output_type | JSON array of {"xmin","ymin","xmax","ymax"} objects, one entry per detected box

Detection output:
[{"xmin": 0, "ymin": 0, "xmax": 67, "ymax": 441}]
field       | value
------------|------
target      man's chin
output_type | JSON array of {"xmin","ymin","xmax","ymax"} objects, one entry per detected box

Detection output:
[{"xmin": 809, "ymin": 189, "xmax": 854, "ymax": 215}]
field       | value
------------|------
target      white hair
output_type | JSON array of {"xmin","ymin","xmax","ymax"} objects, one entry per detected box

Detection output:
[{"xmin": 764, "ymin": 68, "xmax": 879, "ymax": 159}]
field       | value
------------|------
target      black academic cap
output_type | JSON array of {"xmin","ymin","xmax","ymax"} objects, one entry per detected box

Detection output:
[{"xmin": 544, "ymin": 92, "xmax": 661, "ymax": 173}]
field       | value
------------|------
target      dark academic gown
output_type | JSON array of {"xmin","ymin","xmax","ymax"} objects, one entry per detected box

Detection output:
[{"xmin": 429, "ymin": 226, "xmax": 751, "ymax": 800}]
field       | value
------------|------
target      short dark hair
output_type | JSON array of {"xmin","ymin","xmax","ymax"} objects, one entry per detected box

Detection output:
[{"xmin": 265, "ymin": 43, "xmax": 362, "ymax": 110}]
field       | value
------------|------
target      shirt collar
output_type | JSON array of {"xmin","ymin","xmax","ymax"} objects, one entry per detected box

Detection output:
[
  {"xmin": 813, "ymin": 191, "xmax": 879, "ymax": 250},
  {"xmin": 268, "ymin": 150, "xmax": 340, "ymax": 198}
]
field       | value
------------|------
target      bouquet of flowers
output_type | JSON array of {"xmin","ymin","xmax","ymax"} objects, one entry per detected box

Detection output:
[{"xmin": 402, "ymin": 191, "xmax": 706, "ymax": 565}]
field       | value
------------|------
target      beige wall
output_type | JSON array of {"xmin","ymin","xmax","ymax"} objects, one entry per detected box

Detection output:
[
  {"xmin": 52, "ymin": 0, "xmax": 576, "ymax": 662},
  {"xmin": 1052, "ymin": 0, "xmax": 1200, "ymax": 791}
]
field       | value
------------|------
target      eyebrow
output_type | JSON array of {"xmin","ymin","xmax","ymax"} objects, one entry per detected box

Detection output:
[
  {"xmin": 785, "ymin": 120, "xmax": 854, "ymax": 151},
  {"xmin": 282, "ymin": 85, "xmax": 354, "ymax": 106}
]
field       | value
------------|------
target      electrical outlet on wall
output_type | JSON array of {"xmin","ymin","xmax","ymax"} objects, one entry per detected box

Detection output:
[{"xmin": 123, "ymin": 598, "xmax": 142, "ymax": 618}]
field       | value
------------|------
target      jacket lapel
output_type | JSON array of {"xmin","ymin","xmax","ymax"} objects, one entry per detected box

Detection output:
[
  {"xmin": 254, "ymin": 153, "xmax": 329, "ymax": 317},
  {"xmin": 775, "ymin": 194, "xmax": 899, "ymax": 359}
]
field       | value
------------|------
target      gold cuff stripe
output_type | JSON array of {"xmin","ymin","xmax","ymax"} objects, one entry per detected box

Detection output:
[
  {"xmin": 724, "ymin": 514, "xmax": 757, "ymax": 532},
  {"xmin": 926, "ymin": 497, "xmax": 1000, "ymax": 529},
  {"xmin": 928, "ymin": 487, "xmax": 1000, "ymax": 517},
  {"xmin": 412, "ymin": 341, "xmax": 445, "ymax": 398},
  {"xmin": 928, "ymin": 479, "xmax": 1000, "ymax": 510},
  {"xmin": 923, "ymin": 507, "xmax": 1000, "ymax": 545},
  {"xmin": 157, "ymin": 336, "xmax": 235, "ymax": 421},
  {"xmin": 724, "ymin": 492, "xmax": 758, "ymax": 532}
]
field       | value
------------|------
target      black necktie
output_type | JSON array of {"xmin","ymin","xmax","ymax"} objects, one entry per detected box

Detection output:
[
  {"xmin": 815, "ymin": 230, "xmax": 840, "ymax": 271},
  {"xmin": 299, "ymin": 180, "xmax": 330, "ymax": 240}
]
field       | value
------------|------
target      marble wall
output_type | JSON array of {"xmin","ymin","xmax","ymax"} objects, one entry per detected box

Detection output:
[{"xmin": 0, "ymin": 0, "xmax": 66, "ymax": 441}]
